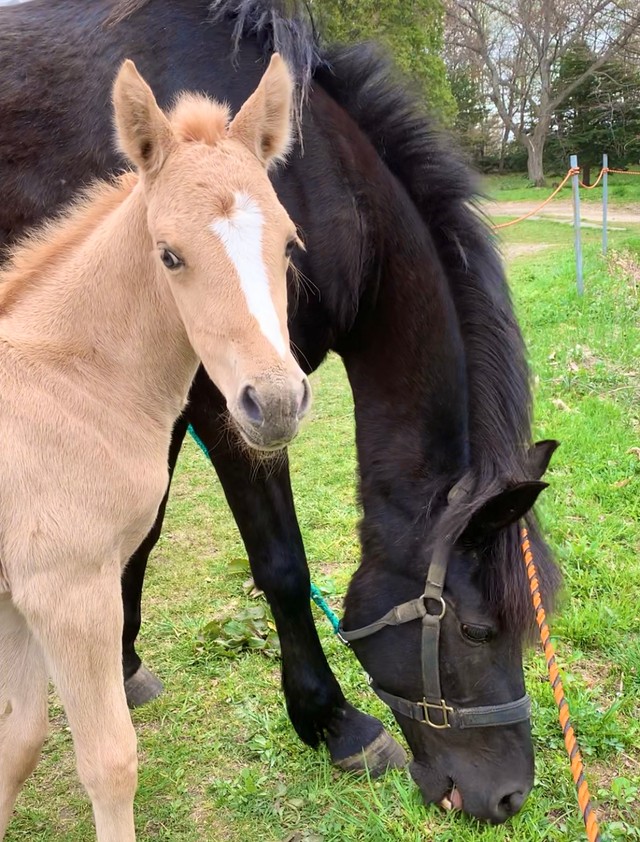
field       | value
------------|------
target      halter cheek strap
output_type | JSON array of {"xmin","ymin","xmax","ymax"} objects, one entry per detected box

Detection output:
[{"xmin": 338, "ymin": 537, "xmax": 531, "ymax": 730}]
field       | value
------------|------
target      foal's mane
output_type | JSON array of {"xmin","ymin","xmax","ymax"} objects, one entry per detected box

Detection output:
[{"xmin": 0, "ymin": 174, "xmax": 137, "ymax": 315}]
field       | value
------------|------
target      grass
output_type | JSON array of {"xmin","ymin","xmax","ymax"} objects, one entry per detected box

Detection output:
[
  {"xmin": 484, "ymin": 171, "xmax": 640, "ymax": 205},
  {"xmin": 5, "ymin": 218, "xmax": 640, "ymax": 841}
]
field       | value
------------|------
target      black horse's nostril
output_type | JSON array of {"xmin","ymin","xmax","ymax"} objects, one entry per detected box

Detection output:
[
  {"xmin": 239, "ymin": 385, "xmax": 264, "ymax": 426},
  {"xmin": 496, "ymin": 789, "xmax": 526, "ymax": 819},
  {"xmin": 297, "ymin": 377, "xmax": 311, "ymax": 419}
]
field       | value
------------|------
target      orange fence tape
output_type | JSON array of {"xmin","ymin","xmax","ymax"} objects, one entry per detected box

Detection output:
[
  {"xmin": 579, "ymin": 168, "xmax": 607, "ymax": 190},
  {"xmin": 581, "ymin": 166, "xmax": 640, "ymax": 188},
  {"xmin": 493, "ymin": 168, "xmax": 579, "ymax": 230},
  {"xmin": 606, "ymin": 168, "xmax": 640, "ymax": 176},
  {"xmin": 493, "ymin": 165, "xmax": 640, "ymax": 230}
]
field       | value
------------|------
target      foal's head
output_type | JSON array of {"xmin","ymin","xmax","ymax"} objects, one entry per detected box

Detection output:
[{"xmin": 113, "ymin": 57, "xmax": 309, "ymax": 450}]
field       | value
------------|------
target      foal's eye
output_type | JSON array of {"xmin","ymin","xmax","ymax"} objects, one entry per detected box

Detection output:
[
  {"xmin": 159, "ymin": 248, "xmax": 184, "ymax": 270},
  {"xmin": 461, "ymin": 623, "xmax": 494, "ymax": 644},
  {"xmin": 285, "ymin": 238, "xmax": 296, "ymax": 259}
]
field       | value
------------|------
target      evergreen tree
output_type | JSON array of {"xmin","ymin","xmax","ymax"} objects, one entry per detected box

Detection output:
[
  {"xmin": 448, "ymin": 68, "xmax": 488, "ymax": 159},
  {"xmin": 317, "ymin": 0, "xmax": 456, "ymax": 122},
  {"xmin": 548, "ymin": 44, "xmax": 640, "ymax": 184}
]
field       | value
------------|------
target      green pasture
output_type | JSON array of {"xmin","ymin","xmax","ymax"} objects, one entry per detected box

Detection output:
[
  {"xmin": 6, "ymin": 220, "xmax": 640, "ymax": 841},
  {"xmin": 484, "ymin": 172, "xmax": 640, "ymax": 206}
]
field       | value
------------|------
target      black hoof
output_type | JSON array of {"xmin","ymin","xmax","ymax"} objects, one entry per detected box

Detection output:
[
  {"xmin": 124, "ymin": 664, "xmax": 164, "ymax": 708},
  {"xmin": 333, "ymin": 727, "xmax": 407, "ymax": 777},
  {"xmin": 325, "ymin": 703, "xmax": 407, "ymax": 777}
]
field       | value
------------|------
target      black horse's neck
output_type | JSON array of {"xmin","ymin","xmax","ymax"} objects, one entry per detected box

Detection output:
[
  {"xmin": 342, "ymin": 166, "xmax": 470, "ymax": 570},
  {"xmin": 282, "ymin": 83, "xmax": 472, "ymax": 574}
]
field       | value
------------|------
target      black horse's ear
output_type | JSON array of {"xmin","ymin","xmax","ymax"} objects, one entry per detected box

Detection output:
[
  {"xmin": 459, "ymin": 481, "xmax": 548, "ymax": 546},
  {"xmin": 527, "ymin": 440, "xmax": 560, "ymax": 480}
]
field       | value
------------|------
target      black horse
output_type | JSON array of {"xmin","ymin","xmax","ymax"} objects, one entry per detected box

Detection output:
[{"xmin": 0, "ymin": 0, "xmax": 560, "ymax": 823}]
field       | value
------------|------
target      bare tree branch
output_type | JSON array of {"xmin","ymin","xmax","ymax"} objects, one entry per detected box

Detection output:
[{"xmin": 444, "ymin": 0, "xmax": 640, "ymax": 183}]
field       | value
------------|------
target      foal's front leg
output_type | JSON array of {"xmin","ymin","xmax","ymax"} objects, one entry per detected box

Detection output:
[
  {"xmin": 122, "ymin": 412, "xmax": 189, "ymax": 706},
  {"xmin": 187, "ymin": 369, "xmax": 406, "ymax": 775},
  {"xmin": 17, "ymin": 565, "xmax": 137, "ymax": 842}
]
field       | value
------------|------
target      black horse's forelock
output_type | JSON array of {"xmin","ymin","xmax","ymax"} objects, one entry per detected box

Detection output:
[
  {"xmin": 313, "ymin": 42, "xmax": 561, "ymax": 634},
  {"xmin": 208, "ymin": 0, "xmax": 324, "ymax": 130},
  {"xmin": 111, "ymin": 1, "xmax": 323, "ymax": 128}
]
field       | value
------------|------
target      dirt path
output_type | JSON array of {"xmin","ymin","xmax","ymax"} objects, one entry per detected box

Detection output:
[
  {"xmin": 487, "ymin": 199, "xmax": 640, "ymax": 224},
  {"xmin": 501, "ymin": 242, "xmax": 553, "ymax": 261}
]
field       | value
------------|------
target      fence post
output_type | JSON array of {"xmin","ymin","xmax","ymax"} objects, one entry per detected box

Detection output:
[
  {"xmin": 570, "ymin": 154, "xmax": 584, "ymax": 295},
  {"xmin": 602, "ymin": 153, "xmax": 608, "ymax": 256}
]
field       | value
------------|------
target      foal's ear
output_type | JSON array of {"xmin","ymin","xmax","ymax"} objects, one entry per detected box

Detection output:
[
  {"xmin": 228, "ymin": 53, "xmax": 293, "ymax": 168},
  {"xmin": 459, "ymin": 481, "xmax": 548, "ymax": 546},
  {"xmin": 113, "ymin": 59, "xmax": 175, "ymax": 177},
  {"xmin": 527, "ymin": 439, "xmax": 560, "ymax": 480}
]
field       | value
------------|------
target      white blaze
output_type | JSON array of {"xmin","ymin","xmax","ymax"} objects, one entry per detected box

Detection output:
[{"xmin": 210, "ymin": 192, "xmax": 287, "ymax": 358}]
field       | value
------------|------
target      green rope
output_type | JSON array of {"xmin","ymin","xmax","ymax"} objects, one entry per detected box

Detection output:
[
  {"xmin": 310, "ymin": 583, "xmax": 341, "ymax": 634},
  {"xmin": 187, "ymin": 425, "xmax": 342, "ymax": 635},
  {"xmin": 188, "ymin": 424, "xmax": 210, "ymax": 459}
]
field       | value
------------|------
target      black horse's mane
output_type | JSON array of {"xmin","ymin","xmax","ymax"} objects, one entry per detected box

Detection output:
[
  {"xmin": 115, "ymin": 0, "xmax": 559, "ymax": 632},
  {"xmin": 313, "ymin": 43, "xmax": 561, "ymax": 633}
]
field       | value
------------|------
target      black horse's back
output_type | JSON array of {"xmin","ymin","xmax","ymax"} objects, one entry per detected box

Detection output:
[{"xmin": 0, "ymin": 0, "xmax": 260, "ymax": 249}]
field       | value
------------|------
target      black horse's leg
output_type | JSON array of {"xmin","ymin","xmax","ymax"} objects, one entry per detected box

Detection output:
[
  {"xmin": 187, "ymin": 368, "xmax": 406, "ymax": 774},
  {"xmin": 122, "ymin": 411, "xmax": 190, "ymax": 707}
]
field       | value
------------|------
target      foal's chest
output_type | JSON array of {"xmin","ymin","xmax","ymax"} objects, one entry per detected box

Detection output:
[{"xmin": 0, "ymin": 358, "xmax": 172, "ymax": 573}]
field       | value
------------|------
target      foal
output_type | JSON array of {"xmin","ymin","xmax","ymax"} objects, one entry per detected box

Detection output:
[{"xmin": 0, "ymin": 55, "xmax": 307, "ymax": 841}]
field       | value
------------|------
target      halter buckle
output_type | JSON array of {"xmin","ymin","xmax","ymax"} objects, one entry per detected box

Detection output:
[{"xmin": 419, "ymin": 698, "xmax": 453, "ymax": 729}]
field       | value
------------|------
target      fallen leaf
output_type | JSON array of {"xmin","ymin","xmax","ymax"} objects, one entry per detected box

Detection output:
[
  {"xmin": 613, "ymin": 479, "xmax": 632, "ymax": 488},
  {"xmin": 552, "ymin": 398, "xmax": 573, "ymax": 412}
]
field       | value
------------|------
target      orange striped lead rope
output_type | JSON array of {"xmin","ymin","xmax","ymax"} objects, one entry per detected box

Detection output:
[{"xmin": 521, "ymin": 526, "xmax": 601, "ymax": 842}]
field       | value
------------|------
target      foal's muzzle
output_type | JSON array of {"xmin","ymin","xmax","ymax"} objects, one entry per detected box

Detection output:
[{"xmin": 232, "ymin": 374, "xmax": 311, "ymax": 450}]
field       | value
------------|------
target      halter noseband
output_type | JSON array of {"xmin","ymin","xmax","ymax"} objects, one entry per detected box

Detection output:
[{"xmin": 338, "ymin": 532, "xmax": 531, "ymax": 730}]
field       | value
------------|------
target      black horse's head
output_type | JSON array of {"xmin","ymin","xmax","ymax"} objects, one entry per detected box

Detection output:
[{"xmin": 342, "ymin": 440, "xmax": 560, "ymax": 824}]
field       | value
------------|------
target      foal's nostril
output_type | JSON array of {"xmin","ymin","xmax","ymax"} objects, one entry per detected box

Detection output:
[
  {"xmin": 297, "ymin": 377, "xmax": 311, "ymax": 420},
  {"xmin": 239, "ymin": 385, "xmax": 264, "ymax": 426}
]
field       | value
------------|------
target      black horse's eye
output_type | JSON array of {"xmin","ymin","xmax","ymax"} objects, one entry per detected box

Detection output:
[
  {"xmin": 285, "ymin": 238, "xmax": 296, "ymax": 259},
  {"xmin": 159, "ymin": 248, "xmax": 184, "ymax": 270},
  {"xmin": 461, "ymin": 623, "xmax": 494, "ymax": 644}
]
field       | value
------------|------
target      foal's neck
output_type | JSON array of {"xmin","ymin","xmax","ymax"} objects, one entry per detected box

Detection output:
[{"xmin": 1, "ymin": 181, "xmax": 197, "ymax": 424}]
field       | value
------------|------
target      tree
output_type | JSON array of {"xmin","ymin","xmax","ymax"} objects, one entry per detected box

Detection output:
[
  {"xmin": 548, "ymin": 44, "xmax": 640, "ymax": 183},
  {"xmin": 445, "ymin": 0, "xmax": 640, "ymax": 185},
  {"xmin": 316, "ymin": 0, "xmax": 456, "ymax": 122},
  {"xmin": 448, "ymin": 67, "xmax": 489, "ymax": 160}
]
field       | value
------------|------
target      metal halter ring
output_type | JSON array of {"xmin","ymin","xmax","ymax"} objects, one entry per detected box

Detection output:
[{"xmin": 423, "ymin": 594, "xmax": 446, "ymax": 620}]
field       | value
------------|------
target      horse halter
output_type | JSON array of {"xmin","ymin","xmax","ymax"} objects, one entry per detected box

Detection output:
[{"xmin": 338, "ymin": 528, "xmax": 531, "ymax": 730}]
